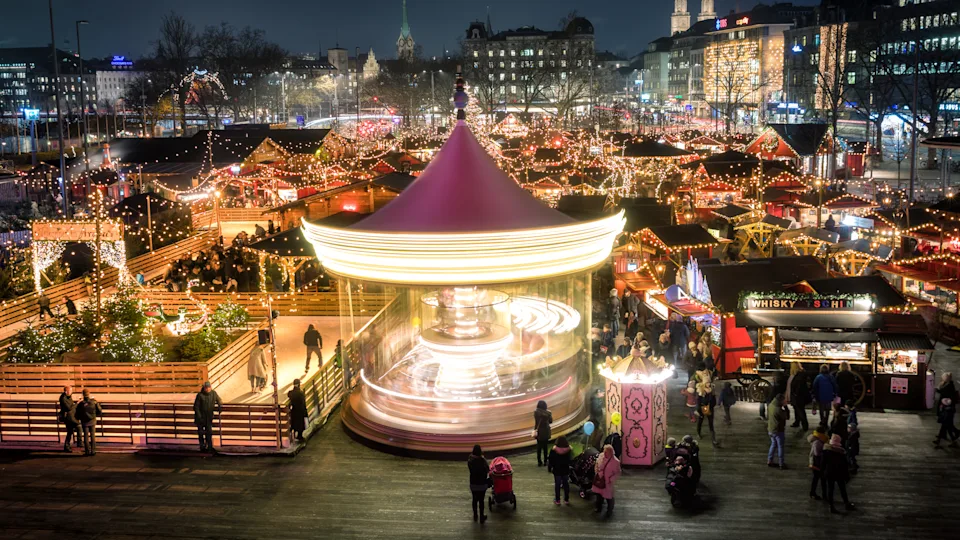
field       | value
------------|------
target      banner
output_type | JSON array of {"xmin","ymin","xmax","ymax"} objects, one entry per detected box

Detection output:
[{"xmin": 33, "ymin": 220, "xmax": 123, "ymax": 243}]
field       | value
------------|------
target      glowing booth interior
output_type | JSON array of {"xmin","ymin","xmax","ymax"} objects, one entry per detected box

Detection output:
[{"xmin": 302, "ymin": 78, "xmax": 624, "ymax": 452}]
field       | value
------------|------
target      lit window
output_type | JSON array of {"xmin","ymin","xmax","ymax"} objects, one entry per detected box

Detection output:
[{"xmin": 847, "ymin": 71, "xmax": 856, "ymax": 85}]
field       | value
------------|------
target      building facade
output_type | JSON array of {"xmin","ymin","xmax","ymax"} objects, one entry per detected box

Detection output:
[
  {"xmin": 397, "ymin": 0, "xmax": 416, "ymax": 61},
  {"xmin": 0, "ymin": 47, "xmax": 96, "ymax": 117},
  {"xmin": 462, "ymin": 18, "xmax": 596, "ymax": 114},
  {"xmin": 643, "ymin": 37, "xmax": 672, "ymax": 106},
  {"xmin": 92, "ymin": 56, "xmax": 141, "ymax": 106}
]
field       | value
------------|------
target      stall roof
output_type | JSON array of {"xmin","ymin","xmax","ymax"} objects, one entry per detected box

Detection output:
[
  {"xmin": 622, "ymin": 205, "xmax": 673, "ymax": 232},
  {"xmin": 644, "ymin": 224, "xmax": 719, "ymax": 249},
  {"xmin": 831, "ymin": 239, "xmax": 893, "ymax": 261},
  {"xmin": 878, "ymin": 334, "xmax": 934, "ymax": 351},
  {"xmin": 734, "ymin": 214, "xmax": 793, "ymax": 230},
  {"xmin": 868, "ymin": 208, "xmax": 935, "ymax": 232},
  {"xmin": 556, "ymin": 194, "xmax": 609, "ymax": 221},
  {"xmin": 621, "ymin": 138, "xmax": 693, "ymax": 158},
  {"xmin": 804, "ymin": 275, "xmax": 906, "ymax": 309},
  {"xmin": 712, "ymin": 204, "xmax": 754, "ymax": 220},
  {"xmin": 776, "ymin": 227, "xmax": 840, "ymax": 244},
  {"xmin": 247, "ymin": 226, "xmax": 316, "ymax": 257},
  {"xmin": 736, "ymin": 311, "xmax": 882, "ymax": 330},
  {"xmin": 698, "ymin": 256, "xmax": 830, "ymax": 313},
  {"xmin": 779, "ymin": 330, "xmax": 879, "ymax": 343}
]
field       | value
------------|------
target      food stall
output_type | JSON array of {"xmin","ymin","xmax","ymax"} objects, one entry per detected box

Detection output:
[
  {"xmin": 875, "ymin": 314, "xmax": 935, "ymax": 410},
  {"xmin": 736, "ymin": 292, "xmax": 881, "ymax": 405}
]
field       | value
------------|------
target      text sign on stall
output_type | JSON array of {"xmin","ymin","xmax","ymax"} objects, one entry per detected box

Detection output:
[
  {"xmin": 890, "ymin": 377, "xmax": 909, "ymax": 395},
  {"xmin": 744, "ymin": 296, "xmax": 868, "ymax": 311},
  {"xmin": 33, "ymin": 221, "xmax": 123, "ymax": 243}
]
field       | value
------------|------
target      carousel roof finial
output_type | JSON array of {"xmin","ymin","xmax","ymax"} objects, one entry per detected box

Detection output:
[{"xmin": 453, "ymin": 67, "xmax": 468, "ymax": 121}]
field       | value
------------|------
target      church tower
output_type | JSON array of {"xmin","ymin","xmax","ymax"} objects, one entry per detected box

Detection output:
[
  {"xmin": 671, "ymin": 0, "xmax": 691, "ymax": 35},
  {"xmin": 397, "ymin": 0, "xmax": 416, "ymax": 61},
  {"xmin": 698, "ymin": 0, "xmax": 717, "ymax": 22}
]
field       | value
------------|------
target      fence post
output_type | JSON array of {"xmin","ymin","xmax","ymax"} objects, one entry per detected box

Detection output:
[
  {"xmin": 25, "ymin": 401, "xmax": 31, "ymax": 436},
  {"xmin": 127, "ymin": 403, "xmax": 134, "ymax": 445}
]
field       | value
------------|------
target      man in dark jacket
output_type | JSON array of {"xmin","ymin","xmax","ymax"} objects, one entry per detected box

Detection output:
[
  {"xmin": 790, "ymin": 367, "xmax": 812, "ymax": 432},
  {"xmin": 822, "ymin": 434, "xmax": 855, "ymax": 513},
  {"xmin": 76, "ymin": 389, "xmax": 102, "ymax": 456},
  {"xmin": 467, "ymin": 446, "xmax": 489, "ymax": 523},
  {"xmin": 303, "ymin": 324, "xmax": 323, "ymax": 373},
  {"xmin": 288, "ymin": 378, "xmax": 308, "ymax": 442},
  {"xmin": 534, "ymin": 400, "xmax": 553, "ymax": 467},
  {"xmin": 64, "ymin": 297, "xmax": 78, "ymax": 316},
  {"xmin": 58, "ymin": 386, "xmax": 82, "ymax": 452},
  {"xmin": 38, "ymin": 291, "xmax": 54, "ymax": 320},
  {"xmin": 193, "ymin": 381, "xmax": 223, "ymax": 452}
]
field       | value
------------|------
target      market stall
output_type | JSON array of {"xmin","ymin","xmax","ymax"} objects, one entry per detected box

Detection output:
[{"xmin": 599, "ymin": 355, "xmax": 672, "ymax": 467}]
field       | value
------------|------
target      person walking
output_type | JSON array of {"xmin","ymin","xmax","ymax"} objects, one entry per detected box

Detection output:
[
  {"xmin": 668, "ymin": 314, "xmax": 690, "ymax": 367},
  {"xmin": 718, "ymin": 381, "xmax": 737, "ymax": 425},
  {"xmin": 288, "ymin": 378, "xmax": 308, "ymax": 443},
  {"xmin": 812, "ymin": 364, "xmax": 838, "ymax": 426},
  {"xmin": 787, "ymin": 362, "xmax": 811, "ymax": 432},
  {"xmin": 248, "ymin": 343, "xmax": 269, "ymax": 393},
  {"xmin": 623, "ymin": 289, "xmax": 640, "ymax": 320},
  {"xmin": 934, "ymin": 372, "xmax": 960, "ymax": 447},
  {"xmin": 695, "ymin": 371, "xmax": 719, "ymax": 447},
  {"xmin": 303, "ymin": 324, "xmax": 323, "ymax": 373},
  {"xmin": 63, "ymin": 297, "xmax": 77, "ymax": 316},
  {"xmin": 467, "ymin": 445, "xmax": 489, "ymax": 524},
  {"xmin": 193, "ymin": 381, "xmax": 223, "ymax": 453},
  {"xmin": 38, "ymin": 291, "xmax": 54, "ymax": 320},
  {"xmin": 767, "ymin": 393, "xmax": 790, "ymax": 469},
  {"xmin": 822, "ymin": 434, "xmax": 856, "ymax": 513},
  {"xmin": 547, "ymin": 436, "xmax": 573, "ymax": 505},
  {"xmin": 807, "ymin": 424, "xmax": 828, "ymax": 500},
  {"xmin": 534, "ymin": 400, "xmax": 553, "ymax": 467},
  {"xmin": 593, "ymin": 444, "xmax": 622, "ymax": 517},
  {"xmin": 58, "ymin": 386, "xmax": 82, "ymax": 452},
  {"xmin": 75, "ymin": 389, "xmax": 102, "ymax": 456}
]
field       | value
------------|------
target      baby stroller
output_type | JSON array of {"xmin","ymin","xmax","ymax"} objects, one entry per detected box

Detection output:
[
  {"xmin": 570, "ymin": 447, "xmax": 600, "ymax": 498},
  {"xmin": 488, "ymin": 456, "xmax": 517, "ymax": 510}
]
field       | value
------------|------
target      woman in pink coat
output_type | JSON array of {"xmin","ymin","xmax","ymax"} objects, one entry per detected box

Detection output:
[{"xmin": 593, "ymin": 444, "xmax": 622, "ymax": 517}]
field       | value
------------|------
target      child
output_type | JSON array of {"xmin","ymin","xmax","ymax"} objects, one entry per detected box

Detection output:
[
  {"xmin": 719, "ymin": 381, "xmax": 737, "ymax": 425},
  {"xmin": 664, "ymin": 437, "xmax": 678, "ymax": 472},
  {"xmin": 807, "ymin": 424, "xmax": 828, "ymax": 500},
  {"xmin": 846, "ymin": 422, "xmax": 860, "ymax": 474},
  {"xmin": 599, "ymin": 324, "xmax": 615, "ymax": 354},
  {"xmin": 845, "ymin": 399, "xmax": 859, "ymax": 427},
  {"xmin": 681, "ymin": 380, "xmax": 698, "ymax": 422}
]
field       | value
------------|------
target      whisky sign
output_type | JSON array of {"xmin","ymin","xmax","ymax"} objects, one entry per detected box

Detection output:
[{"xmin": 743, "ymin": 296, "xmax": 869, "ymax": 311}]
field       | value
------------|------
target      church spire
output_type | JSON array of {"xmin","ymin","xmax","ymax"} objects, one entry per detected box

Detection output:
[
  {"xmin": 400, "ymin": 0, "xmax": 411, "ymax": 38},
  {"xmin": 397, "ymin": 0, "xmax": 416, "ymax": 60}
]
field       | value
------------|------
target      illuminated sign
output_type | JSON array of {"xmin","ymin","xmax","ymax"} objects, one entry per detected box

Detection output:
[
  {"xmin": 715, "ymin": 18, "xmax": 728, "ymax": 30},
  {"xmin": 736, "ymin": 16, "xmax": 750, "ymax": 26},
  {"xmin": 21, "ymin": 108, "xmax": 40, "ymax": 121},
  {"xmin": 743, "ymin": 295, "xmax": 873, "ymax": 311},
  {"xmin": 792, "ymin": 44, "xmax": 803, "ymax": 53},
  {"xmin": 110, "ymin": 55, "xmax": 134, "ymax": 67}
]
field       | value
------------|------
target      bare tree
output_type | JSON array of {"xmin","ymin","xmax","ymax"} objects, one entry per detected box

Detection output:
[
  {"xmin": 514, "ymin": 53, "xmax": 554, "ymax": 115},
  {"xmin": 553, "ymin": 69, "xmax": 592, "ymax": 128},
  {"xmin": 708, "ymin": 62, "xmax": 768, "ymax": 134},
  {"xmin": 890, "ymin": 128, "xmax": 908, "ymax": 188},
  {"xmin": 845, "ymin": 20, "xmax": 899, "ymax": 162},
  {"xmin": 154, "ymin": 12, "xmax": 198, "ymax": 134},
  {"xmin": 813, "ymin": 22, "xmax": 848, "ymax": 177}
]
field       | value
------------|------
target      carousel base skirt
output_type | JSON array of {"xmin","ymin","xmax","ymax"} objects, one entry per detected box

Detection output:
[{"xmin": 341, "ymin": 388, "xmax": 589, "ymax": 453}]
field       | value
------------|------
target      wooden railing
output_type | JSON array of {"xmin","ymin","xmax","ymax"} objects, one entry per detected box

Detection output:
[
  {"xmin": 205, "ymin": 322, "xmax": 267, "ymax": 388},
  {"xmin": 0, "ymin": 362, "xmax": 209, "ymax": 395},
  {"xmin": 191, "ymin": 210, "xmax": 217, "ymax": 230},
  {"xmin": 0, "ymin": 400, "xmax": 287, "ymax": 448},
  {"xmin": 217, "ymin": 208, "xmax": 275, "ymax": 223},
  {"xmin": 0, "ymin": 229, "xmax": 218, "ymax": 332},
  {"xmin": 136, "ymin": 290, "xmax": 391, "ymax": 318},
  {"xmin": 284, "ymin": 354, "xmax": 344, "ymax": 423}
]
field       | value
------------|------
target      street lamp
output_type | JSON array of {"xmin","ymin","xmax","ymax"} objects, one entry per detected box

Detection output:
[{"xmin": 76, "ymin": 20, "xmax": 90, "ymax": 179}]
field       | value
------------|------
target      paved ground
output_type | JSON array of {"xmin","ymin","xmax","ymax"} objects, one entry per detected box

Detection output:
[{"xmin": 2, "ymin": 348, "xmax": 960, "ymax": 540}]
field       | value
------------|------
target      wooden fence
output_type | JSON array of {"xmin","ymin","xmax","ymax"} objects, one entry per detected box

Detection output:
[
  {"xmin": 0, "ymin": 362, "xmax": 209, "ymax": 395},
  {"xmin": 285, "ymin": 353, "xmax": 344, "ymax": 421},
  {"xmin": 206, "ymin": 322, "xmax": 267, "ymax": 388},
  {"xmin": 136, "ymin": 290, "xmax": 391, "ymax": 318},
  {"xmin": 0, "ymin": 229, "xmax": 218, "ymax": 331},
  {"xmin": 217, "ymin": 208, "xmax": 276, "ymax": 223},
  {"xmin": 0, "ymin": 400, "xmax": 287, "ymax": 448}
]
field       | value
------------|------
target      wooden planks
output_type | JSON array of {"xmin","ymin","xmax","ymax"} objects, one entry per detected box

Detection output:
[
  {"xmin": 0, "ymin": 362, "xmax": 209, "ymax": 395},
  {"xmin": 136, "ymin": 291, "xmax": 391, "ymax": 317}
]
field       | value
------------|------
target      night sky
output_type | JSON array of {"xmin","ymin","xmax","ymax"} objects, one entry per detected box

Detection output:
[{"xmin": 5, "ymin": 0, "xmax": 818, "ymax": 61}]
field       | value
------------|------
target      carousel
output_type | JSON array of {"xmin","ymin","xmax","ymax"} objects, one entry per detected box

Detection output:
[{"xmin": 302, "ymin": 76, "xmax": 625, "ymax": 452}]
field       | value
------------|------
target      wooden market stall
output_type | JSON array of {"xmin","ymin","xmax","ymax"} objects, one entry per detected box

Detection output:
[
  {"xmin": 829, "ymin": 239, "xmax": 894, "ymax": 276},
  {"xmin": 733, "ymin": 214, "xmax": 792, "ymax": 258},
  {"xmin": 776, "ymin": 227, "xmax": 839, "ymax": 257}
]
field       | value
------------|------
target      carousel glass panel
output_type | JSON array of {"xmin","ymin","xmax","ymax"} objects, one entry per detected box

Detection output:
[{"xmin": 338, "ymin": 273, "xmax": 592, "ymax": 437}]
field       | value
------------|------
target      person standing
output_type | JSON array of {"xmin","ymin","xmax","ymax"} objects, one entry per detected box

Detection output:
[
  {"xmin": 811, "ymin": 364, "xmax": 838, "ymax": 426},
  {"xmin": 593, "ymin": 444, "xmax": 622, "ymax": 517},
  {"xmin": 934, "ymin": 372, "xmax": 960, "ymax": 447},
  {"xmin": 718, "ymin": 381, "xmax": 737, "ymax": 425},
  {"xmin": 467, "ymin": 445, "xmax": 489, "ymax": 524},
  {"xmin": 695, "ymin": 372, "xmax": 718, "ymax": 447},
  {"xmin": 288, "ymin": 378, "xmax": 308, "ymax": 443},
  {"xmin": 787, "ymin": 362, "xmax": 812, "ymax": 432},
  {"xmin": 835, "ymin": 361, "xmax": 857, "ymax": 405},
  {"xmin": 807, "ymin": 424, "xmax": 828, "ymax": 500},
  {"xmin": 58, "ymin": 386, "xmax": 82, "ymax": 452},
  {"xmin": 608, "ymin": 289, "xmax": 621, "ymax": 336},
  {"xmin": 193, "ymin": 381, "xmax": 223, "ymax": 453},
  {"xmin": 63, "ymin": 297, "xmax": 78, "ymax": 317},
  {"xmin": 767, "ymin": 393, "xmax": 790, "ymax": 469},
  {"xmin": 615, "ymin": 337, "xmax": 633, "ymax": 359},
  {"xmin": 38, "ymin": 291, "xmax": 54, "ymax": 320},
  {"xmin": 534, "ymin": 400, "xmax": 553, "ymax": 467},
  {"xmin": 75, "ymin": 389, "xmax": 102, "ymax": 456},
  {"xmin": 548, "ymin": 436, "xmax": 573, "ymax": 505},
  {"xmin": 668, "ymin": 314, "xmax": 690, "ymax": 367},
  {"xmin": 303, "ymin": 324, "xmax": 323, "ymax": 373},
  {"xmin": 822, "ymin": 434, "xmax": 856, "ymax": 513},
  {"xmin": 248, "ymin": 343, "xmax": 269, "ymax": 393},
  {"xmin": 623, "ymin": 290, "xmax": 640, "ymax": 321}
]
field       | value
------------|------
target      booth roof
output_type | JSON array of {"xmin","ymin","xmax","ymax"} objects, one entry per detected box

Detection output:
[
  {"xmin": 712, "ymin": 203, "xmax": 754, "ymax": 220},
  {"xmin": 622, "ymin": 205, "xmax": 672, "ymax": 232},
  {"xmin": 699, "ymin": 256, "xmax": 830, "ymax": 313},
  {"xmin": 621, "ymin": 138, "xmax": 693, "ymax": 158},
  {"xmin": 247, "ymin": 226, "xmax": 316, "ymax": 257},
  {"xmin": 805, "ymin": 275, "xmax": 906, "ymax": 309},
  {"xmin": 777, "ymin": 227, "xmax": 840, "ymax": 244},
  {"xmin": 878, "ymin": 334, "xmax": 934, "ymax": 351},
  {"xmin": 645, "ymin": 224, "xmax": 719, "ymax": 248},
  {"xmin": 350, "ymin": 122, "xmax": 574, "ymax": 233}
]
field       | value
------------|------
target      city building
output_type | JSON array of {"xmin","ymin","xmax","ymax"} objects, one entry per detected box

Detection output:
[
  {"xmin": 643, "ymin": 37, "xmax": 672, "ymax": 106},
  {"xmin": 0, "ymin": 47, "xmax": 96, "ymax": 117},
  {"xmin": 702, "ymin": 4, "xmax": 812, "ymax": 128},
  {"xmin": 699, "ymin": 0, "xmax": 717, "ymax": 22},
  {"xmin": 462, "ymin": 17, "xmax": 596, "ymax": 114},
  {"xmin": 667, "ymin": 18, "xmax": 715, "ymax": 117},
  {"xmin": 397, "ymin": 0, "xmax": 416, "ymax": 61},
  {"xmin": 90, "ymin": 56, "xmax": 142, "ymax": 107}
]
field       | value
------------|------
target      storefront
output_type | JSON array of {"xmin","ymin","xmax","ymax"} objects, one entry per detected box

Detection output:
[
  {"xmin": 737, "ymin": 292, "xmax": 881, "ymax": 405},
  {"xmin": 875, "ymin": 314, "xmax": 935, "ymax": 410}
]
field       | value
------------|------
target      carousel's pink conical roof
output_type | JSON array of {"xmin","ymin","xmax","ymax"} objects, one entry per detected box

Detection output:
[{"xmin": 351, "ymin": 121, "xmax": 574, "ymax": 232}]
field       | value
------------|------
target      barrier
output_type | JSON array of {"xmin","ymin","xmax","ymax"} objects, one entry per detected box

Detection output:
[
  {"xmin": 205, "ymin": 322, "xmax": 268, "ymax": 388},
  {"xmin": 136, "ymin": 290, "xmax": 391, "ymax": 318},
  {"xmin": 0, "ymin": 400, "xmax": 287, "ymax": 448},
  {"xmin": 0, "ymin": 362, "xmax": 209, "ymax": 395},
  {"xmin": 217, "ymin": 208, "xmax": 275, "ymax": 223}
]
